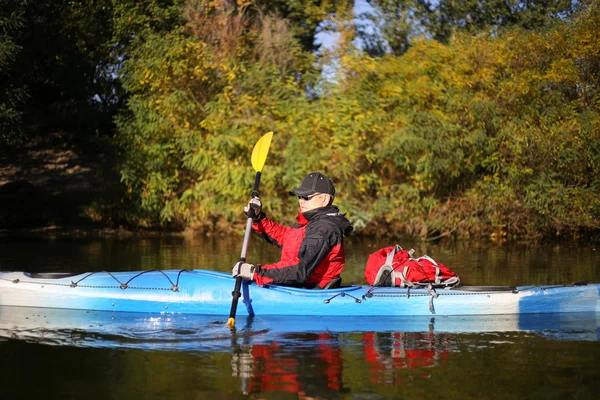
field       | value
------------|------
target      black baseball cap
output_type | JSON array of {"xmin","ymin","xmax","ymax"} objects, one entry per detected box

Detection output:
[{"xmin": 289, "ymin": 172, "xmax": 336, "ymax": 197}]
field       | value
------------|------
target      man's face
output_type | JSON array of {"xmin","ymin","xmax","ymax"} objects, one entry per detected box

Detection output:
[{"xmin": 298, "ymin": 193, "xmax": 331, "ymax": 213}]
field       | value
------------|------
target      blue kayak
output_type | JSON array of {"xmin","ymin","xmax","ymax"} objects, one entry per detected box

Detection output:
[{"xmin": 1, "ymin": 269, "xmax": 598, "ymax": 316}]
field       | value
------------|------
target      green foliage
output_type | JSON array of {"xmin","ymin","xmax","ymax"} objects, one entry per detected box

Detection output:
[
  {"xmin": 359, "ymin": 0, "xmax": 588, "ymax": 56},
  {"xmin": 8, "ymin": 0, "xmax": 595, "ymax": 240},
  {"xmin": 0, "ymin": 5, "xmax": 26, "ymax": 146},
  {"xmin": 0, "ymin": 0, "xmax": 185, "ymax": 151},
  {"xmin": 114, "ymin": 1, "xmax": 600, "ymax": 240},
  {"xmin": 337, "ymin": 3, "xmax": 600, "ymax": 239},
  {"xmin": 254, "ymin": 0, "xmax": 352, "ymax": 52},
  {"xmin": 2, "ymin": 1, "xmax": 106, "ymax": 135},
  {"xmin": 115, "ymin": 1, "xmax": 318, "ymax": 228}
]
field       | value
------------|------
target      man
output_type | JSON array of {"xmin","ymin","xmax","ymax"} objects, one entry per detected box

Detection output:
[{"xmin": 232, "ymin": 172, "xmax": 353, "ymax": 289}]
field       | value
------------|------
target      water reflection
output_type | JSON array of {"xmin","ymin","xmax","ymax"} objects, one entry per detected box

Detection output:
[
  {"xmin": 230, "ymin": 329, "xmax": 455, "ymax": 396},
  {"xmin": 2, "ymin": 307, "xmax": 598, "ymax": 349},
  {"xmin": 231, "ymin": 333, "xmax": 344, "ymax": 396},
  {"xmin": 1, "ymin": 306, "xmax": 598, "ymax": 398},
  {"xmin": 363, "ymin": 331, "xmax": 454, "ymax": 385}
]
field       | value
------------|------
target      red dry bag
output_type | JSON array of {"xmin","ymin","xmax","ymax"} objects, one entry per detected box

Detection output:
[{"xmin": 364, "ymin": 245, "xmax": 460, "ymax": 288}]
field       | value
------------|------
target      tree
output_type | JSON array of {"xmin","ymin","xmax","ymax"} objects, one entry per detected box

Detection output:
[
  {"xmin": 0, "ymin": 0, "xmax": 185, "ymax": 146},
  {"xmin": 358, "ymin": 0, "xmax": 587, "ymax": 56},
  {"xmin": 115, "ymin": 0, "xmax": 318, "ymax": 227},
  {"xmin": 0, "ymin": 7, "xmax": 26, "ymax": 147},
  {"xmin": 338, "ymin": 2, "xmax": 600, "ymax": 238}
]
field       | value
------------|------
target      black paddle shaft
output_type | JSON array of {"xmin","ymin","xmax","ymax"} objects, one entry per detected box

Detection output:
[{"xmin": 228, "ymin": 172, "xmax": 262, "ymax": 322}]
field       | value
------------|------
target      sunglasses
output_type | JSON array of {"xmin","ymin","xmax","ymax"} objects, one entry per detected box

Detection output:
[{"xmin": 298, "ymin": 193, "xmax": 322, "ymax": 201}]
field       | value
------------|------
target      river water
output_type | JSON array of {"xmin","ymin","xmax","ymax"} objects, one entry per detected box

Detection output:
[{"xmin": 0, "ymin": 234, "xmax": 599, "ymax": 399}]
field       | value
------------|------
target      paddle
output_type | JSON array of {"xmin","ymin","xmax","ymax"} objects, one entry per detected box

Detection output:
[{"xmin": 227, "ymin": 131, "xmax": 273, "ymax": 328}]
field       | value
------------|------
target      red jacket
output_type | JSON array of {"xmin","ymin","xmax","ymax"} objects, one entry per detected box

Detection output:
[{"xmin": 251, "ymin": 205, "xmax": 353, "ymax": 288}]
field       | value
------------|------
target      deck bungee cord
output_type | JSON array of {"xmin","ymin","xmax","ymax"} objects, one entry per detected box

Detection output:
[
  {"xmin": 3, "ymin": 269, "xmax": 194, "ymax": 292},
  {"xmin": 323, "ymin": 290, "xmax": 363, "ymax": 304}
]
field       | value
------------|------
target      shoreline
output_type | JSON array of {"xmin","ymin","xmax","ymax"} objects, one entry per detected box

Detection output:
[
  {"xmin": 2, "ymin": 135, "xmax": 598, "ymax": 244},
  {"xmin": 1, "ymin": 223, "xmax": 598, "ymax": 247}
]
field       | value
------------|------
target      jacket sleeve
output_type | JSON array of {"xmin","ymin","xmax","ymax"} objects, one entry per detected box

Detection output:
[
  {"xmin": 252, "ymin": 216, "xmax": 292, "ymax": 247},
  {"xmin": 256, "ymin": 219, "xmax": 340, "ymax": 284}
]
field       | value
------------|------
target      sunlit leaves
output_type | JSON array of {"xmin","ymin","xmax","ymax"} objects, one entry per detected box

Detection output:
[
  {"xmin": 115, "ymin": 0, "xmax": 599, "ymax": 239},
  {"xmin": 335, "ymin": 4, "xmax": 599, "ymax": 239}
]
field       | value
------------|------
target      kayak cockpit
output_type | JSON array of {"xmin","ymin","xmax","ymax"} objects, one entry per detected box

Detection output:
[
  {"xmin": 260, "ymin": 283, "xmax": 364, "ymax": 295},
  {"xmin": 24, "ymin": 272, "xmax": 82, "ymax": 279}
]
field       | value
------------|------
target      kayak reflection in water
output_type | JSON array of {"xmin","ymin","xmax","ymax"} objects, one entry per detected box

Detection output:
[
  {"xmin": 232, "ymin": 172, "xmax": 353, "ymax": 289},
  {"xmin": 231, "ymin": 332, "xmax": 344, "ymax": 397},
  {"xmin": 230, "ymin": 329, "xmax": 459, "ymax": 396},
  {"xmin": 363, "ymin": 329, "xmax": 457, "ymax": 384}
]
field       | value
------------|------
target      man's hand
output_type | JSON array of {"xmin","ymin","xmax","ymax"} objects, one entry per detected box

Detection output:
[
  {"xmin": 232, "ymin": 262, "xmax": 258, "ymax": 280},
  {"xmin": 244, "ymin": 197, "xmax": 263, "ymax": 221}
]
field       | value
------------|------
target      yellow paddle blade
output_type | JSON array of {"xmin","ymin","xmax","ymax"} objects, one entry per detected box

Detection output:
[
  {"xmin": 251, "ymin": 131, "xmax": 273, "ymax": 172},
  {"xmin": 227, "ymin": 317, "xmax": 235, "ymax": 328}
]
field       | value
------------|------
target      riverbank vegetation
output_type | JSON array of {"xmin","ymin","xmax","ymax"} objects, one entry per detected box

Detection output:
[{"xmin": 1, "ymin": 0, "xmax": 598, "ymax": 241}]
